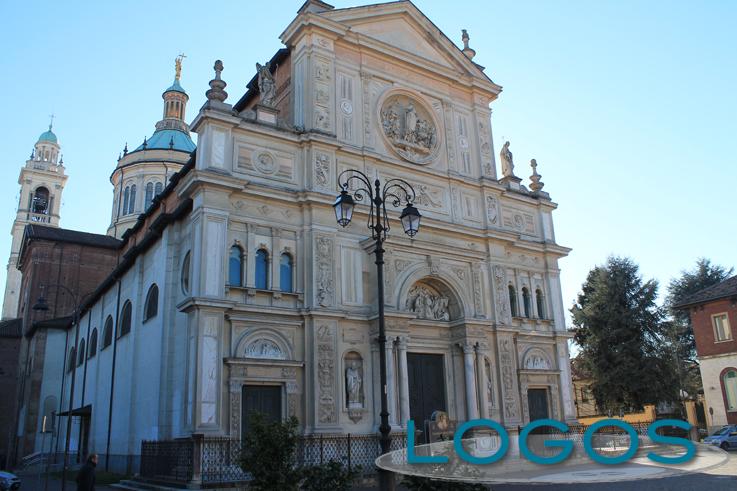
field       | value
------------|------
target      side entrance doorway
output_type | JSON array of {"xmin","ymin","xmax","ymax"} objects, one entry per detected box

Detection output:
[
  {"xmin": 527, "ymin": 388, "xmax": 550, "ymax": 422},
  {"xmin": 241, "ymin": 385, "xmax": 282, "ymax": 439},
  {"xmin": 407, "ymin": 353, "xmax": 446, "ymax": 439}
]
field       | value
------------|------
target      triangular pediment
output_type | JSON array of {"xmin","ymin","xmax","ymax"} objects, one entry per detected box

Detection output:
[{"xmin": 322, "ymin": 2, "xmax": 490, "ymax": 83}]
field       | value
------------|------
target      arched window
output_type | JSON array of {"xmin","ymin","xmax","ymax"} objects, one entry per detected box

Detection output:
[
  {"xmin": 255, "ymin": 249, "xmax": 269, "ymax": 290},
  {"xmin": 536, "ymin": 288, "xmax": 545, "ymax": 319},
  {"xmin": 68, "ymin": 346, "xmax": 76, "ymax": 372},
  {"xmin": 32, "ymin": 187, "xmax": 50, "ymax": 214},
  {"xmin": 119, "ymin": 300, "xmax": 132, "ymax": 337},
  {"xmin": 102, "ymin": 316, "xmax": 113, "ymax": 349},
  {"xmin": 522, "ymin": 287, "xmax": 531, "ymax": 318},
  {"xmin": 128, "ymin": 185, "xmax": 137, "ymax": 214},
  {"xmin": 181, "ymin": 251, "xmax": 191, "ymax": 294},
  {"xmin": 123, "ymin": 187, "xmax": 130, "ymax": 215},
  {"xmin": 145, "ymin": 182, "xmax": 154, "ymax": 208},
  {"xmin": 508, "ymin": 285, "xmax": 518, "ymax": 317},
  {"xmin": 724, "ymin": 369, "xmax": 737, "ymax": 411},
  {"xmin": 144, "ymin": 284, "xmax": 159, "ymax": 321},
  {"xmin": 77, "ymin": 338, "xmax": 86, "ymax": 366},
  {"xmin": 280, "ymin": 253, "xmax": 293, "ymax": 293},
  {"xmin": 42, "ymin": 396, "xmax": 57, "ymax": 432},
  {"xmin": 88, "ymin": 328, "xmax": 98, "ymax": 358},
  {"xmin": 155, "ymin": 182, "xmax": 163, "ymax": 196},
  {"xmin": 229, "ymin": 246, "xmax": 243, "ymax": 286}
]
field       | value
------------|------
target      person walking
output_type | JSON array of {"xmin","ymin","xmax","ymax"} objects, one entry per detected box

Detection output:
[{"xmin": 75, "ymin": 454, "xmax": 97, "ymax": 491}]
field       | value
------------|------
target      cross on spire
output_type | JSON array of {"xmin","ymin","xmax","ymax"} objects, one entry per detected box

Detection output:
[{"xmin": 48, "ymin": 113, "xmax": 54, "ymax": 131}]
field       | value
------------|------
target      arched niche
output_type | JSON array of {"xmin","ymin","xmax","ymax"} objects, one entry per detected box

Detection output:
[
  {"xmin": 234, "ymin": 328, "xmax": 293, "ymax": 360},
  {"xmin": 403, "ymin": 278, "xmax": 462, "ymax": 321},
  {"xmin": 394, "ymin": 264, "xmax": 470, "ymax": 320},
  {"xmin": 522, "ymin": 347, "xmax": 552, "ymax": 370}
]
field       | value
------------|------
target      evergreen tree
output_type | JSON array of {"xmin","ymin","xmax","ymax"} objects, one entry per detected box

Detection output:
[
  {"xmin": 665, "ymin": 258, "xmax": 732, "ymax": 395},
  {"xmin": 571, "ymin": 256, "xmax": 678, "ymax": 412}
]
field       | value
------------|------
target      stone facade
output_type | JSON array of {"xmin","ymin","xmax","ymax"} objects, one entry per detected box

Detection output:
[{"xmin": 43, "ymin": 0, "xmax": 575, "ymax": 472}]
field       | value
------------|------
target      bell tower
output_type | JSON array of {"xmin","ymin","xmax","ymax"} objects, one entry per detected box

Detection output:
[{"xmin": 2, "ymin": 119, "xmax": 68, "ymax": 319}]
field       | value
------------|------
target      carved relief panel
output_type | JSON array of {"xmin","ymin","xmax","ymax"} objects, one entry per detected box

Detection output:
[
  {"xmin": 337, "ymin": 72, "xmax": 356, "ymax": 144},
  {"xmin": 312, "ymin": 57, "xmax": 333, "ymax": 133},
  {"xmin": 498, "ymin": 334, "xmax": 521, "ymax": 423},
  {"xmin": 316, "ymin": 323, "xmax": 338, "ymax": 425},
  {"xmin": 314, "ymin": 235, "xmax": 335, "ymax": 307},
  {"xmin": 379, "ymin": 92, "xmax": 439, "ymax": 164}
]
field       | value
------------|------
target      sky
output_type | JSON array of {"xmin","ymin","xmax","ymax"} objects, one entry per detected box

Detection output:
[{"xmin": 0, "ymin": 0, "xmax": 735, "ymax": 323}]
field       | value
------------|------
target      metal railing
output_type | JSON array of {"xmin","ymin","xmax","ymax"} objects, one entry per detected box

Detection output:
[{"xmin": 140, "ymin": 432, "xmax": 409, "ymax": 486}]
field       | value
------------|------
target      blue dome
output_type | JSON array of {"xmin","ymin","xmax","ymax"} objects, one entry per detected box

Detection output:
[
  {"xmin": 165, "ymin": 78, "xmax": 187, "ymax": 95},
  {"xmin": 135, "ymin": 129, "xmax": 195, "ymax": 153},
  {"xmin": 37, "ymin": 129, "xmax": 57, "ymax": 143}
]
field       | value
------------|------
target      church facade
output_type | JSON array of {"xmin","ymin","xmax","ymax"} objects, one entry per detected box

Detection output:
[{"xmin": 46, "ymin": 0, "xmax": 574, "ymax": 471}]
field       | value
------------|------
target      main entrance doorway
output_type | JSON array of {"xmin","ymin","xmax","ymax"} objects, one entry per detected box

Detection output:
[
  {"xmin": 241, "ymin": 385, "xmax": 282, "ymax": 439},
  {"xmin": 527, "ymin": 388, "xmax": 550, "ymax": 422},
  {"xmin": 407, "ymin": 353, "xmax": 446, "ymax": 435}
]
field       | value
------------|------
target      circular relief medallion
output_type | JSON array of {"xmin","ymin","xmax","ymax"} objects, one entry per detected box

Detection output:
[
  {"xmin": 379, "ymin": 93, "xmax": 439, "ymax": 165},
  {"xmin": 340, "ymin": 100, "xmax": 353, "ymax": 115},
  {"xmin": 254, "ymin": 151, "xmax": 277, "ymax": 174}
]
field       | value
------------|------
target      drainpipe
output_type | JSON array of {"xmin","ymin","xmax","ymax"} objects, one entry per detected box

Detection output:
[{"xmin": 104, "ymin": 279, "xmax": 122, "ymax": 471}]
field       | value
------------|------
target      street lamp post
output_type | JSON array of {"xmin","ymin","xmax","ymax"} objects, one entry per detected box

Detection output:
[
  {"xmin": 334, "ymin": 169, "xmax": 421, "ymax": 491},
  {"xmin": 33, "ymin": 285, "xmax": 83, "ymax": 491}
]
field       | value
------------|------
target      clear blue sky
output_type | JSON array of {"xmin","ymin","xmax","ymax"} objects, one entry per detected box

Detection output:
[{"xmin": 1, "ymin": 0, "xmax": 735, "ymax": 319}]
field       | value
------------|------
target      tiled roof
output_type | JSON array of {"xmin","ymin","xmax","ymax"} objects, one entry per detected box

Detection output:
[
  {"xmin": 0, "ymin": 318, "xmax": 22, "ymax": 338},
  {"xmin": 673, "ymin": 275, "xmax": 737, "ymax": 308},
  {"xmin": 24, "ymin": 224, "xmax": 122, "ymax": 249}
]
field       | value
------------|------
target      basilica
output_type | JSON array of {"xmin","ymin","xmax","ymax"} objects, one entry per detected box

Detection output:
[{"xmin": 2, "ymin": 0, "xmax": 575, "ymax": 475}]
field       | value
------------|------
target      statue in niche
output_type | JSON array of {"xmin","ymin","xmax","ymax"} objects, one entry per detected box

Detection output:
[
  {"xmin": 405, "ymin": 284, "xmax": 450, "ymax": 321},
  {"xmin": 500, "ymin": 141, "xmax": 514, "ymax": 178},
  {"xmin": 345, "ymin": 360, "xmax": 363, "ymax": 409},
  {"xmin": 256, "ymin": 62, "xmax": 276, "ymax": 107}
]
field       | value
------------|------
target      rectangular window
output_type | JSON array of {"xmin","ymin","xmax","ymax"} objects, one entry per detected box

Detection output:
[{"xmin": 713, "ymin": 313, "xmax": 732, "ymax": 342}]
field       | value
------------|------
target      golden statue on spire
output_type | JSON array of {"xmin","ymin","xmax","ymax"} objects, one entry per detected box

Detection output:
[{"xmin": 175, "ymin": 53, "xmax": 186, "ymax": 80}]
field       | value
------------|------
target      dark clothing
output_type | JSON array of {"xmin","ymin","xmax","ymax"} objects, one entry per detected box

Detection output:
[{"xmin": 75, "ymin": 462, "xmax": 96, "ymax": 491}]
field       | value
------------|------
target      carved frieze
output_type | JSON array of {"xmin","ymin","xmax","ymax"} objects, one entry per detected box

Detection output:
[
  {"xmin": 486, "ymin": 195, "xmax": 498, "ymax": 225},
  {"xmin": 245, "ymin": 338, "xmax": 286, "ymax": 360},
  {"xmin": 380, "ymin": 94, "xmax": 438, "ymax": 164},
  {"xmin": 472, "ymin": 267, "xmax": 483, "ymax": 317},
  {"xmin": 493, "ymin": 266, "xmax": 511, "ymax": 324},
  {"xmin": 317, "ymin": 324, "xmax": 337, "ymax": 424},
  {"xmin": 499, "ymin": 336, "xmax": 518, "ymax": 420},
  {"xmin": 313, "ymin": 152, "xmax": 331, "ymax": 191},
  {"xmin": 315, "ymin": 236, "xmax": 335, "ymax": 307}
]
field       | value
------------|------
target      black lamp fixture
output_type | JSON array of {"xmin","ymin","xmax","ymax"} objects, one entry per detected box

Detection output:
[
  {"xmin": 33, "ymin": 295, "xmax": 50, "ymax": 312},
  {"xmin": 334, "ymin": 169, "xmax": 420, "ymax": 491}
]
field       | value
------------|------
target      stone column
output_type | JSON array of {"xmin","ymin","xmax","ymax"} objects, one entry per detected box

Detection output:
[
  {"xmin": 475, "ymin": 342, "xmax": 491, "ymax": 419},
  {"xmin": 461, "ymin": 342, "xmax": 479, "ymax": 420},
  {"xmin": 396, "ymin": 336, "xmax": 411, "ymax": 427},
  {"xmin": 385, "ymin": 339, "xmax": 398, "ymax": 426}
]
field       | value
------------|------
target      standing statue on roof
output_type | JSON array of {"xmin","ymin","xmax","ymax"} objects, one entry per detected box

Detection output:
[
  {"xmin": 256, "ymin": 62, "xmax": 276, "ymax": 107},
  {"xmin": 500, "ymin": 141, "xmax": 515, "ymax": 178}
]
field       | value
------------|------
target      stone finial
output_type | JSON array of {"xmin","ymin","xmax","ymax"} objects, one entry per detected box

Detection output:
[
  {"xmin": 123, "ymin": 143, "xmax": 128, "ymax": 156},
  {"xmin": 529, "ymin": 159, "xmax": 544, "ymax": 192},
  {"xmin": 118, "ymin": 153, "xmax": 121, "ymax": 161},
  {"xmin": 169, "ymin": 136, "xmax": 175, "ymax": 149},
  {"xmin": 30, "ymin": 149, "xmax": 35, "ymax": 160},
  {"xmin": 206, "ymin": 59, "xmax": 228, "ymax": 103},
  {"xmin": 461, "ymin": 29, "xmax": 476, "ymax": 60},
  {"xmin": 59, "ymin": 154, "xmax": 63, "ymax": 165},
  {"xmin": 142, "ymin": 136, "xmax": 148, "ymax": 150}
]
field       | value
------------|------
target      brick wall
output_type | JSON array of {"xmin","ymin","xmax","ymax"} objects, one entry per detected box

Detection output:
[
  {"xmin": 0, "ymin": 332, "xmax": 21, "ymax": 466},
  {"xmin": 8, "ymin": 238, "xmax": 119, "ymax": 464},
  {"xmin": 690, "ymin": 298, "xmax": 737, "ymax": 357}
]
